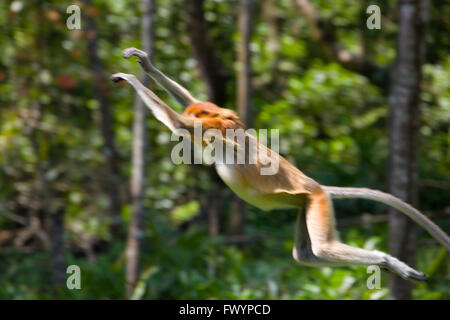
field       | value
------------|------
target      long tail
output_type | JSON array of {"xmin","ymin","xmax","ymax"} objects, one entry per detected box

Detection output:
[{"xmin": 322, "ymin": 186, "xmax": 450, "ymax": 251}]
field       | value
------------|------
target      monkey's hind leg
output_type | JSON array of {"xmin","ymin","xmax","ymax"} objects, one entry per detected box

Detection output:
[
  {"xmin": 292, "ymin": 207, "xmax": 343, "ymax": 267},
  {"xmin": 295, "ymin": 189, "xmax": 428, "ymax": 282}
]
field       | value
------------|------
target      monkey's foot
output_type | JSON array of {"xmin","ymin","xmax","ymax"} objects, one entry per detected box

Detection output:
[{"xmin": 384, "ymin": 256, "xmax": 429, "ymax": 282}]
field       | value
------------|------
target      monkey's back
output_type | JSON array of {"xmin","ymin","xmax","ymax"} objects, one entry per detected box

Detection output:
[{"xmin": 215, "ymin": 134, "xmax": 321, "ymax": 211}]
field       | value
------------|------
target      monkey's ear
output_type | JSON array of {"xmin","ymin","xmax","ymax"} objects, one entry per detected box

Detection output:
[{"xmin": 111, "ymin": 72, "xmax": 192, "ymax": 134}]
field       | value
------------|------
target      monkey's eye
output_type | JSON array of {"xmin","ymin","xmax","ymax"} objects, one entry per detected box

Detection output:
[{"xmin": 197, "ymin": 110, "xmax": 208, "ymax": 116}]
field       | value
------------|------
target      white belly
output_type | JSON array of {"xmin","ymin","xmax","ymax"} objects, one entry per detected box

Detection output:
[{"xmin": 215, "ymin": 163, "xmax": 297, "ymax": 211}]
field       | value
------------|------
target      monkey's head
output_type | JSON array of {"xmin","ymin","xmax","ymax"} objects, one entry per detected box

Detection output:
[{"xmin": 183, "ymin": 102, "xmax": 244, "ymax": 132}]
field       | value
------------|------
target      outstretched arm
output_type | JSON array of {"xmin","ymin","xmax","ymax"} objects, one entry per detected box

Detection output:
[
  {"xmin": 122, "ymin": 47, "xmax": 200, "ymax": 107},
  {"xmin": 111, "ymin": 72, "xmax": 195, "ymax": 134}
]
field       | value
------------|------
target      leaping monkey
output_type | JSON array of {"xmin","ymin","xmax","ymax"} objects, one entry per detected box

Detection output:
[{"xmin": 112, "ymin": 47, "xmax": 450, "ymax": 282}]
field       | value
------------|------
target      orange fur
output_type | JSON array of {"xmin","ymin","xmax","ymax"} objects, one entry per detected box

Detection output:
[{"xmin": 183, "ymin": 102, "xmax": 244, "ymax": 132}]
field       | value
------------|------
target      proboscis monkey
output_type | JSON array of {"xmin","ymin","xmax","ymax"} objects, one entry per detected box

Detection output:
[{"xmin": 112, "ymin": 47, "xmax": 450, "ymax": 282}]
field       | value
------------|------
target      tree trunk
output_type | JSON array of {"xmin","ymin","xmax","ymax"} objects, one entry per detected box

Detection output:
[
  {"xmin": 186, "ymin": 0, "xmax": 228, "ymax": 106},
  {"xmin": 262, "ymin": 0, "xmax": 281, "ymax": 76},
  {"xmin": 387, "ymin": 0, "xmax": 427, "ymax": 300},
  {"xmin": 50, "ymin": 207, "xmax": 66, "ymax": 293},
  {"xmin": 126, "ymin": 0, "xmax": 154, "ymax": 299},
  {"xmin": 84, "ymin": 0, "xmax": 123, "ymax": 238},
  {"xmin": 230, "ymin": 0, "xmax": 254, "ymax": 236},
  {"xmin": 186, "ymin": 0, "xmax": 229, "ymax": 238},
  {"xmin": 236, "ymin": 0, "xmax": 254, "ymax": 129}
]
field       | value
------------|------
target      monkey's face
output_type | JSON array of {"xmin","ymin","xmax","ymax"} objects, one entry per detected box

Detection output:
[{"xmin": 183, "ymin": 102, "xmax": 244, "ymax": 132}]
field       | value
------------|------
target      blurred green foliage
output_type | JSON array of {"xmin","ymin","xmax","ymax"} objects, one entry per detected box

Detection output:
[{"xmin": 0, "ymin": 0, "xmax": 449, "ymax": 299}]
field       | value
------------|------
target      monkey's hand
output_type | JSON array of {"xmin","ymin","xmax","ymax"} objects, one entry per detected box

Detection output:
[
  {"xmin": 123, "ymin": 47, "xmax": 153, "ymax": 73},
  {"xmin": 121, "ymin": 47, "xmax": 199, "ymax": 107}
]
